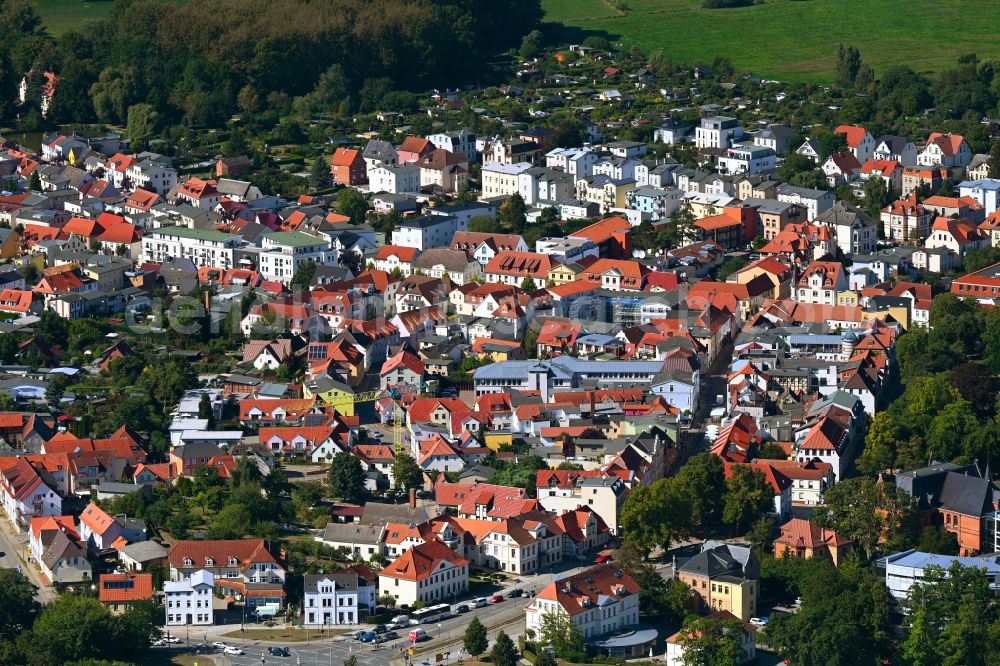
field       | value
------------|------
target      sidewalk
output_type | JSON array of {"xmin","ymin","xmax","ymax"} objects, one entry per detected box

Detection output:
[{"xmin": 0, "ymin": 516, "xmax": 56, "ymax": 603}]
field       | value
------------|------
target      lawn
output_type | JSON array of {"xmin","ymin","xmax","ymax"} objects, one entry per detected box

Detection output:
[
  {"xmin": 33, "ymin": 0, "xmax": 115, "ymax": 35},
  {"xmin": 33, "ymin": 0, "xmax": 187, "ymax": 36},
  {"xmin": 542, "ymin": 0, "xmax": 1000, "ymax": 82}
]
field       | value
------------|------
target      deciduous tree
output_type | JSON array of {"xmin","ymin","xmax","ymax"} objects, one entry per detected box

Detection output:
[
  {"xmin": 392, "ymin": 453, "xmax": 423, "ymax": 490},
  {"xmin": 463, "ymin": 617, "xmax": 488, "ymax": 657},
  {"xmin": 678, "ymin": 616, "xmax": 748, "ymax": 666},
  {"xmin": 722, "ymin": 466, "xmax": 773, "ymax": 533},
  {"xmin": 328, "ymin": 452, "xmax": 366, "ymax": 502}
]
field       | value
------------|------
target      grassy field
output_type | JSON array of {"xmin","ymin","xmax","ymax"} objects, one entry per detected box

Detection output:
[
  {"xmin": 33, "ymin": 0, "xmax": 187, "ymax": 36},
  {"xmin": 543, "ymin": 0, "xmax": 1000, "ymax": 82},
  {"xmin": 33, "ymin": 0, "xmax": 115, "ymax": 35}
]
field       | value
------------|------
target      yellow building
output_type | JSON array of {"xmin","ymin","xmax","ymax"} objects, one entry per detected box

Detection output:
[
  {"xmin": 548, "ymin": 263, "xmax": 582, "ymax": 285},
  {"xmin": 836, "ymin": 291, "xmax": 859, "ymax": 307},
  {"xmin": 484, "ymin": 432, "xmax": 512, "ymax": 452},
  {"xmin": 575, "ymin": 178, "xmax": 635, "ymax": 214},
  {"xmin": 865, "ymin": 302, "xmax": 911, "ymax": 330},
  {"xmin": 303, "ymin": 374, "xmax": 355, "ymax": 417},
  {"xmin": 675, "ymin": 544, "xmax": 759, "ymax": 621},
  {"xmin": 0, "ymin": 228, "xmax": 19, "ymax": 259}
]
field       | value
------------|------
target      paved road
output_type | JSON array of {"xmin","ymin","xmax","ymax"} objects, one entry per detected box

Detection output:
[
  {"xmin": 162, "ymin": 562, "xmax": 595, "ymax": 666},
  {"xmin": 0, "ymin": 517, "xmax": 56, "ymax": 603}
]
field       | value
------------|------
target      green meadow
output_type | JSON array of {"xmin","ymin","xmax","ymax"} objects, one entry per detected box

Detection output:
[{"xmin": 543, "ymin": 0, "xmax": 1000, "ymax": 82}]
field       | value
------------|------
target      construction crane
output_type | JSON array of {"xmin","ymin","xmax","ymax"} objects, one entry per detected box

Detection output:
[{"xmin": 351, "ymin": 385, "xmax": 417, "ymax": 458}]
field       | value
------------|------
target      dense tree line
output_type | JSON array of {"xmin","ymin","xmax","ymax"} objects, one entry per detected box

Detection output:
[
  {"xmin": 0, "ymin": 569, "xmax": 160, "ymax": 665},
  {"xmin": 856, "ymin": 293, "xmax": 1000, "ymax": 474},
  {"xmin": 3, "ymin": 0, "xmax": 541, "ymax": 128},
  {"xmin": 619, "ymin": 452, "xmax": 774, "ymax": 554}
]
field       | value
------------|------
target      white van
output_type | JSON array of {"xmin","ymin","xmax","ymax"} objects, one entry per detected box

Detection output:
[
  {"xmin": 391, "ymin": 614, "xmax": 410, "ymax": 624},
  {"xmin": 473, "ymin": 597, "xmax": 488, "ymax": 609}
]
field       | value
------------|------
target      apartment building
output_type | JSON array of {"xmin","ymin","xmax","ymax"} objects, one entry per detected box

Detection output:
[
  {"xmin": 302, "ymin": 572, "xmax": 376, "ymax": 625},
  {"xmin": 377, "ymin": 540, "xmax": 469, "ymax": 606},
  {"xmin": 165, "ymin": 569, "xmax": 214, "ymax": 627},
  {"xmin": 535, "ymin": 469, "xmax": 627, "ymax": 536},
  {"xmin": 525, "ymin": 564, "xmax": 640, "ymax": 640},
  {"xmin": 258, "ymin": 231, "xmax": 331, "ymax": 283},
  {"xmin": 140, "ymin": 226, "xmax": 244, "ymax": 269}
]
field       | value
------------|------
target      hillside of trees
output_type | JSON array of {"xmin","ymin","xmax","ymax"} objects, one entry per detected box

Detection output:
[{"xmin": 0, "ymin": 0, "xmax": 542, "ymax": 127}]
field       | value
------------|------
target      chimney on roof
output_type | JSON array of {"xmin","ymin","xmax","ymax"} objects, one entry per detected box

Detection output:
[{"xmin": 409, "ymin": 487, "xmax": 417, "ymax": 509}]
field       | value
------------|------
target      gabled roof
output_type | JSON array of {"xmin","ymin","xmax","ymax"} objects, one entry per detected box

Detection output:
[
  {"xmin": 80, "ymin": 501, "xmax": 116, "ymax": 536},
  {"xmin": 375, "ymin": 244, "xmax": 419, "ymax": 262},
  {"xmin": 834, "ymin": 125, "xmax": 870, "ymax": 148},
  {"xmin": 381, "ymin": 350, "xmax": 426, "ymax": 377},
  {"xmin": 925, "ymin": 132, "xmax": 967, "ymax": 157},
  {"xmin": 330, "ymin": 147, "xmax": 362, "ymax": 166},
  {"xmin": 405, "ymin": 396, "xmax": 466, "ymax": 423},
  {"xmin": 379, "ymin": 540, "xmax": 468, "ymax": 581},
  {"xmin": 167, "ymin": 538, "xmax": 281, "ymax": 572}
]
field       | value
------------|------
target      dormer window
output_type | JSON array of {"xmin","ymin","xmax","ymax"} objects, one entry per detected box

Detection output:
[
  {"xmin": 183, "ymin": 557, "xmax": 193, "ymax": 566},
  {"xmin": 229, "ymin": 556, "xmax": 238, "ymax": 565},
  {"xmin": 205, "ymin": 557, "xmax": 214, "ymax": 566}
]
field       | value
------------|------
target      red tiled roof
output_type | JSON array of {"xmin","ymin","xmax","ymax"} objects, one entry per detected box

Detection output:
[
  {"xmin": 30, "ymin": 515, "xmax": 78, "ymax": 541},
  {"xmin": 407, "ymin": 397, "xmax": 468, "ymax": 424},
  {"xmin": 534, "ymin": 563, "xmax": 638, "ymax": 616},
  {"xmin": 381, "ymin": 350, "xmax": 425, "ymax": 377},
  {"xmin": 485, "ymin": 250, "xmax": 557, "ymax": 279},
  {"xmin": 775, "ymin": 517, "xmax": 851, "ymax": 549},
  {"xmin": 568, "ymin": 216, "xmax": 631, "ymax": 244},
  {"xmin": 0, "ymin": 289, "xmax": 34, "ymax": 313},
  {"xmin": 99, "ymin": 573, "xmax": 153, "ymax": 603},
  {"xmin": 379, "ymin": 540, "xmax": 468, "ymax": 581},
  {"xmin": 330, "ymin": 147, "xmax": 362, "ymax": 166},
  {"xmin": 536, "ymin": 469, "xmax": 603, "ymax": 489},
  {"xmin": 167, "ymin": 539, "xmax": 280, "ymax": 571},
  {"xmin": 80, "ymin": 501, "xmax": 116, "ymax": 536},
  {"xmin": 375, "ymin": 245, "xmax": 419, "ymax": 262},
  {"xmin": 178, "ymin": 177, "xmax": 219, "ymax": 200},
  {"xmin": 925, "ymin": 132, "xmax": 966, "ymax": 157},
  {"xmin": 834, "ymin": 125, "xmax": 869, "ymax": 149},
  {"xmin": 398, "ymin": 137, "xmax": 432, "ymax": 155}
]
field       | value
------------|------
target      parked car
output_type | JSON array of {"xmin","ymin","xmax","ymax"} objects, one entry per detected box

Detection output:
[
  {"xmin": 211, "ymin": 642, "xmax": 229, "ymax": 650},
  {"xmin": 376, "ymin": 631, "xmax": 399, "ymax": 643},
  {"xmin": 386, "ymin": 621, "xmax": 407, "ymax": 630},
  {"xmin": 372, "ymin": 624, "xmax": 387, "ymax": 634},
  {"xmin": 409, "ymin": 628, "xmax": 428, "ymax": 642},
  {"xmin": 506, "ymin": 589, "xmax": 523, "ymax": 598},
  {"xmin": 473, "ymin": 598, "xmax": 488, "ymax": 608},
  {"xmin": 750, "ymin": 617, "xmax": 768, "ymax": 626},
  {"xmin": 359, "ymin": 631, "xmax": 378, "ymax": 643},
  {"xmin": 163, "ymin": 635, "xmax": 181, "ymax": 644},
  {"xmin": 490, "ymin": 594, "xmax": 504, "ymax": 604},
  {"xmin": 524, "ymin": 589, "xmax": 536, "ymax": 597},
  {"xmin": 269, "ymin": 647, "xmax": 290, "ymax": 657},
  {"xmin": 391, "ymin": 614, "xmax": 410, "ymax": 624},
  {"xmin": 595, "ymin": 554, "xmax": 613, "ymax": 564},
  {"xmin": 454, "ymin": 604, "xmax": 470, "ymax": 614},
  {"xmin": 151, "ymin": 639, "xmax": 166, "ymax": 647},
  {"xmin": 224, "ymin": 646, "xmax": 244, "ymax": 656}
]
